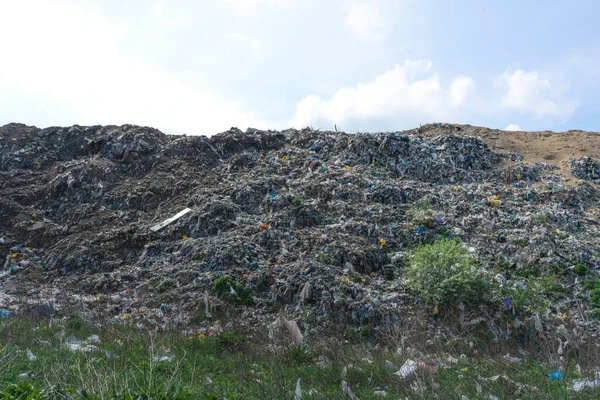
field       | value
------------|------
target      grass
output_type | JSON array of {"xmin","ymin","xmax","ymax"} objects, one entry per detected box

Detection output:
[{"xmin": 0, "ymin": 317, "xmax": 599, "ymax": 399}]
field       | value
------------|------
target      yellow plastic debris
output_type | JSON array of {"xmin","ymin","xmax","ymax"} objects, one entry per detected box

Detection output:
[
  {"xmin": 433, "ymin": 304, "xmax": 439, "ymax": 315},
  {"xmin": 517, "ymin": 173, "xmax": 521, "ymax": 180},
  {"xmin": 345, "ymin": 165, "xmax": 353, "ymax": 171},
  {"xmin": 379, "ymin": 238, "xmax": 386, "ymax": 246},
  {"xmin": 10, "ymin": 253, "xmax": 18, "ymax": 259},
  {"xmin": 281, "ymin": 155, "xmax": 290, "ymax": 161},
  {"xmin": 342, "ymin": 276, "xmax": 349, "ymax": 284},
  {"xmin": 183, "ymin": 236, "xmax": 189, "ymax": 241}
]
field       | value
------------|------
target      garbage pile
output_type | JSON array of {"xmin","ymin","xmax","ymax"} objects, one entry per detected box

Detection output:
[
  {"xmin": 570, "ymin": 156, "xmax": 600, "ymax": 181},
  {"xmin": 1, "ymin": 123, "xmax": 599, "ymax": 346}
]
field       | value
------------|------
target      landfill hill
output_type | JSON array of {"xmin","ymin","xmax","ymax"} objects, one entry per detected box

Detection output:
[{"xmin": 1, "ymin": 122, "xmax": 600, "ymax": 350}]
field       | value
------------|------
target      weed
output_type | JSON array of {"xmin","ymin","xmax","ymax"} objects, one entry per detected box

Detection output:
[
  {"xmin": 66, "ymin": 314, "xmax": 85, "ymax": 331},
  {"xmin": 573, "ymin": 262, "xmax": 590, "ymax": 276},
  {"xmin": 406, "ymin": 239, "xmax": 484, "ymax": 306},
  {"xmin": 212, "ymin": 275, "xmax": 253, "ymax": 306},
  {"xmin": 287, "ymin": 346, "xmax": 313, "ymax": 364},
  {"xmin": 215, "ymin": 331, "xmax": 245, "ymax": 351}
]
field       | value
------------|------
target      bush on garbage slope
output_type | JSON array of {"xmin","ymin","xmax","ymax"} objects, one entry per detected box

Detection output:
[{"xmin": 406, "ymin": 239, "xmax": 484, "ymax": 306}]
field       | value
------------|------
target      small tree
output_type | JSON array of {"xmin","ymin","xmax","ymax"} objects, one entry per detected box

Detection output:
[{"xmin": 406, "ymin": 239, "xmax": 484, "ymax": 306}]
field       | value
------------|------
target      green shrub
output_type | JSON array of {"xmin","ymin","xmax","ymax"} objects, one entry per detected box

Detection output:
[
  {"xmin": 0, "ymin": 381, "xmax": 43, "ymax": 399},
  {"xmin": 212, "ymin": 275, "xmax": 254, "ymax": 305},
  {"xmin": 406, "ymin": 239, "xmax": 484, "ymax": 305},
  {"xmin": 591, "ymin": 288, "xmax": 600, "ymax": 309},
  {"xmin": 288, "ymin": 345, "xmax": 313, "ymax": 364},
  {"xmin": 573, "ymin": 262, "xmax": 589, "ymax": 276},
  {"xmin": 215, "ymin": 331, "xmax": 245, "ymax": 351},
  {"xmin": 407, "ymin": 206, "xmax": 435, "ymax": 228},
  {"xmin": 292, "ymin": 196, "xmax": 302, "ymax": 206},
  {"xmin": 66, "ymin": 314, "xmax": 84, "ymax": 331}
]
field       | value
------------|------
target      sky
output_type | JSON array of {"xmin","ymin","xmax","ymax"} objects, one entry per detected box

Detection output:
[{"xmin": 0, "ymin": 0, "xmax": 599, "ymax": 135}]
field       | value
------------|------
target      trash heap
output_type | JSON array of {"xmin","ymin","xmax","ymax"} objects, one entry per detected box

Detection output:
[
  {"xmin": 570, "ymin": 156, "xmax": 600, "ymax": 182},
  {"xmin": 1, "ymin": 123, "xmax": 599, "ymax": 347}
]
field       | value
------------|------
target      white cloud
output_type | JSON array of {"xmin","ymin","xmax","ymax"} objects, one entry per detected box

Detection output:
[
  {"xmin": 290, "ymin": 60, "xmax": 474, "ymax": 130},
  {"xmin": 343, "ymin": 1, "xmax": 390, "ymax": 40},
  {"xmin": 449, "ymin": 76, "xmax": 474, "ymax": 107},
  {"xmin": 496, "ymin": 69, "xmax": 576, "ymax": 118},
  {"xmin": 0, "ymin": 1, "xmax": 266, "ymax": 135},
  {"xmin": 227, "ymin": 34, "xmax": 262, "ymax": 52},
  {"xmin": 504, "ymin": 124, "xmax": 521, "ymax": 131},
  {"xmin": 224, "ymin": 0, "xmax": 288, "ymax": 17}
]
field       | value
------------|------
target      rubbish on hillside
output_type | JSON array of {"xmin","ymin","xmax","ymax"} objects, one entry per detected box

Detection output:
[
  {"xmin": 502, "ymin": 353, "xmax": 522, "ymax": 363},
  {"xmin": 153, "ymin": 346, "xmax": 174, "ymax": 362},
  {"xmin": 571, "ymin": 372, "xmax": 600, "ymax": 391},
  {"xmin": 570, "ymin": 157, "xmax": 600, "ymax": 181},
  {"xmin": 294, "ymin": 378, "xmax": 302, "ymax": 400},
  {"xmin": 373, "ymin": 390, "xmax": 387, "ymax": 397},
  {"xmin": 65, "ymin": 336, "xmax": 100, "ymax": 353},
  {"xmin": 150, "ymin": 208, "xmax": 192, "ymax": 232},
  {"xmin": 270, "ymin": 315, "xmax": 304, "ymax": 346},
  {"xmin": 1, "ymin": 122, "xmax": 599, "ymax": 349},
  {"xmin": 396, "ymin": 359, "xmax": 418, "ymax": 378},
  {"xmin": 26, "ymin": 348, "xmax": 37, "ymax": 361},
  {"xmin": 548, "ymin": 371, "xmax": 563, "ymax": 380},
  {"xmin": 534, "ymin": 314, "xmax": 543, "ymax": 333},
  {"xmin": 0, "ymin": 309, "xmax": 9, "ymax": 318},
  {"xmin": 341, "ymin": 380, "xmax": 359, "ymax": 400},
  {"xmin": 478, "ymin": 375, "xmax": 539, "ymax": 394}
]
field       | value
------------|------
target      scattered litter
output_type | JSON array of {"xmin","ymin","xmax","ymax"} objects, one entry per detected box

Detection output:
[
  {"xmin": 270, "ymin": 315, "xmax": 304, "ymax": 346},
  {"xmin": 65, "ymin": 336, "xmax": 101, "ymax": 353},
  {"xmin": 502, "ymin": 353, "xmax": 522, "ymax": 363},
  {"xmin": 396, "ymin": 359, "xmax": 418, "ymax": 379},
  {"xmin": 341, "ymin": 380, "xmax": 359, "ymax": 400},
  {"xmin": 294, "ymin": 378, "xmax": 302, "ymax": 400},
  {"xmin": 571, "ymin": 371, "xmax": 600, "ymax": 391},
  {"xmin": 548, "ymin": 371, "xmax": 563, "ymax": 380},
  {"xmin": 26, "ymin": 348, "xmax": 36, "ymax": 361},
  {"xmin": 150, "ymin": 208, "xmax": 192, "ymax": 232}
]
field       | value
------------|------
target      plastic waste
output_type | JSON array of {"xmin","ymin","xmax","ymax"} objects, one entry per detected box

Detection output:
[
  {"xmin": 26, "ymin": 348, "xmax": 37, "ymax": 361},
  {"xmin": 341, "ymin": 380, "xmax": 359, "ymax": 400},
  {"xmin": 548, "ymin": 371, "xmax": 563, "ymax": 380},
  {"xmin": 294, "ymin": 378, "xmax": 302, "ymax": 400},
  {"xmin": 395, "ymin": 359, "xmax": 418, "ymax": 378}
]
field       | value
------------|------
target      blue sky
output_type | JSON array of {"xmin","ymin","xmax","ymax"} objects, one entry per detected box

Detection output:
[{"xmin": 0, "ymin": 0, "xmax": 598, "ymax": 135}]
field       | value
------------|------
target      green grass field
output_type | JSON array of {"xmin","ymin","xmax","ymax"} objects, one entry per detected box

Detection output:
[{"xmin": 0, "ymin": 316, "xmax": 598, "ymax": 399}]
